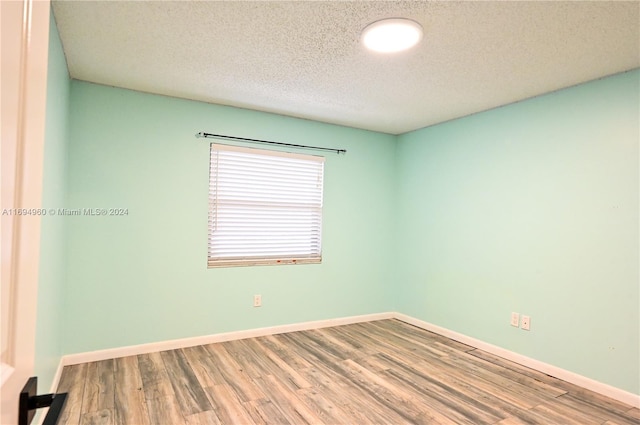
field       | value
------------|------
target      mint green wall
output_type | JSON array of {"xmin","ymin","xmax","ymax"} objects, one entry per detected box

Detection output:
[
  {"xmin": 396, "ymin": 70, "xmax": 639, "ymax": 394},
  {"xmin": 35, "ymin": 10, "xmax": 69, "ymax": 391},
  {"xmin": 63, "ymin": 81, "xmax": 396, "ymax": 354}
]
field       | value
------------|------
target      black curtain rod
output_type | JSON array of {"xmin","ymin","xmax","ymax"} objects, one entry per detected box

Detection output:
[{"xmin": 195, "ymin": 132, "xmax": 347, "ymax": 155}]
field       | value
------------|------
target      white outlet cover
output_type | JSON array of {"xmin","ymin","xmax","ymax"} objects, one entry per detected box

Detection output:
[
  {"xmin": 510, "ymin": 312, "xmax": 519, "ymax": 327},
  {"xmin": 521, "ymin": 315, "xmax": 531, "ymax": 330}
]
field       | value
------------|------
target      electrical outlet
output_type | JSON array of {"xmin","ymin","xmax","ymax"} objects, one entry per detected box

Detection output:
[
  {"xmin": 521, "ymin": 315, "xmax": 530, "ymax": 331},
  {"xmin": 510, "ymin": 312, "xmax": 519, "ymax": 327},
  {"xmin": 253, "ymin": 294, "xmax": 262, "ymax": 307}
]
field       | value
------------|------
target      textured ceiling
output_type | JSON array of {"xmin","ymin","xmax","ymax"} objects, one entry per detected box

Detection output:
[{"xmin": 52, "ymin": 1, "xmax": 639, "ymax": 135}]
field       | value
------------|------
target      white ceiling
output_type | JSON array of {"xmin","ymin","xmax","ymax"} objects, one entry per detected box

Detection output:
[{"xmin": 52, "ymin": 1, "xmax": 639, "ymax": 135}]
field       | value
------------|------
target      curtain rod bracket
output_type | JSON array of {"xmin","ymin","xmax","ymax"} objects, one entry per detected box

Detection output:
[{"xmin": 195, "ymin": 132, "xmax": 346, "ymax": 155}]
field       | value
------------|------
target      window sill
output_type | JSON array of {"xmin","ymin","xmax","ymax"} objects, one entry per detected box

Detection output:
[{"xmin": 208, "ymin": 257, "xmax": 321, "ymax": 268}]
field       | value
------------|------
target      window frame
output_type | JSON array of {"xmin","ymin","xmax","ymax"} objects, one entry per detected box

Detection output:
[{"xmin": 208, "ymin": 143, "xmax": 325, "ymax": 268}]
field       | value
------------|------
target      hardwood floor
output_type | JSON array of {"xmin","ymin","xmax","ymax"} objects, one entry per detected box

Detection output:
[{"xmin": 56, "ymin": 319, "xmax": 639, "ymax": 425}]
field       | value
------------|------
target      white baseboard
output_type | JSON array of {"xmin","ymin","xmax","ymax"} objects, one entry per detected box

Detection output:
[
  {"xmin": 61, "ymin": 312, "xmax": 394, "ymax": 366},
  {"xmin": 49, "ymin": 357, "xmax": 65, "ymax": 393},
  {"xmin": 32, "ymin": 361, "xmax": 66, "ymax": 425},
  {"xmin": 56, "ymin": 311, "xmax": 639, "ymax": 408},
  {"xmin": 394, "ymin": 313, "xmax": 640, "ymax": 408}
]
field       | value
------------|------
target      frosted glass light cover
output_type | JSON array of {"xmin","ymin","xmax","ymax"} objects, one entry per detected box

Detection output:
[{"xmin": 361, "ymin": 18, "xmax": 423, "ymax": 53}]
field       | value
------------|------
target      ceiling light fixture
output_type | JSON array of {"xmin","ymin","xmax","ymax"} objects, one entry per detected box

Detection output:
[{"xmin": 361, "ymin": 18, "xmax": 423, "ymax": 53}]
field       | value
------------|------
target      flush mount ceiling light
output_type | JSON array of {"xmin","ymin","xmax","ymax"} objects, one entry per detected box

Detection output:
[{"xmin": 361, "ymin": 18, "xmax": 423, "ymax": 53}]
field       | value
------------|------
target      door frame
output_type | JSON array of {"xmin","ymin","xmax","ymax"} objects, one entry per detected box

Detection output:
[{"xmin": 1, "ymin": 0, "xmax": 50, "ymax": 423}]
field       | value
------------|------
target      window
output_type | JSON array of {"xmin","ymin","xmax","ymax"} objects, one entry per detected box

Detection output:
[{"xmin": 208, "ymin": 144, "xmax": 324, "ymax": 267}]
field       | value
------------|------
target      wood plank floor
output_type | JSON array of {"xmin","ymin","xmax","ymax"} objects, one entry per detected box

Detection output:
[{"xmin": 56, "ymin": 319, "xmax": 639, "ymax": 425}]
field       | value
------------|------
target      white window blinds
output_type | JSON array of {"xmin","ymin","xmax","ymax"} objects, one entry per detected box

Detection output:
[{"xmin": 208, "ymin": 144, "xmax": 324, "ymax": 267}]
